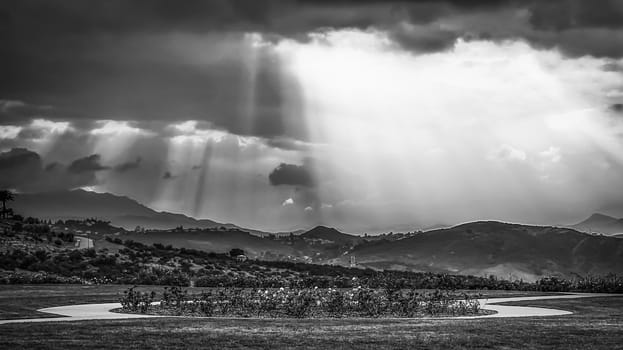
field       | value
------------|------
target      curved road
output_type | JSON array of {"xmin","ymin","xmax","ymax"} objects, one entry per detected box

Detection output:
[{"xmin": 0, "ymin": 293, "xmax": 619, "ymax": 324}]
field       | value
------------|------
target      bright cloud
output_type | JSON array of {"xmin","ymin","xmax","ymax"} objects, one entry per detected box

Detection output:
[
  {"xmin": 0, "ymin": 125, "xmax": 21, "ymax": 139},
  {"xmin": 90, "ymin": 120, "xmax": 151, "ymax": 136},
  {"xmin": 272, "ymin": 31, "xmax": 623, "ymax": 229}
]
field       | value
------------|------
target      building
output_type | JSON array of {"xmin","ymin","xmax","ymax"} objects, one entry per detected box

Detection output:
[{"xmin": 349, "ymin": 255, "xmax": 357, "ymax": 267}]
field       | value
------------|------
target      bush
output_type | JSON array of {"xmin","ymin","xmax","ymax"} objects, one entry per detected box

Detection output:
[
  {"xmin": 119, "ymin": 286, "xmax": 155, "ymax": 313},
  {"xmin": 124, "ymin": 286, "xmax": 482, "ymax": 318}
]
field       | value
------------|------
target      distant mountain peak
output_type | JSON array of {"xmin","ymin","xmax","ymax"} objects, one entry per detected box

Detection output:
[
  {"xmin": 308, "ymin": 225, "xmax": 339, "ymax": 232},
  {"xmin": 587, "ymin": 213, "xmax": 616, "ymax": 220},
  {"xmin": 576, "ymin": 213, "xmax": 619, "ymax": 225},
  {"xmin": 301, "ymin": 225, "xmax": 359, "ymax": 243},
  {"xmin": 572, "ymin": 213, "xmax": 623, "ymax": 236}
]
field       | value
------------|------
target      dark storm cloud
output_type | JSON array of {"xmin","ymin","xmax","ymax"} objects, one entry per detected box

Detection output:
[
  {"xmin": 529, "ymin": 0, "xmax": 623, "ymax": 31},
  {"xmin": 44, "ymin": 162, "xmax": 62, "ymax": 172},
  {"xmin": 0, "ymin": 148, "xmax": 105, "ymax": 191},
  {"xmin": 2, "ymin": 1, "xmax": 622, "ymax": 61},
  {"xmin": 0, "ymin": 100, "xmax": 54, "ymax": 125},
  {"xmin": 269, "ymin": 162, "xmax": 315, "ymax": 187},
  {"xmin": 1, "ymin": 0, "xmax": 623, "ymax": 145},
  {"xmin": 0, "ymin": 148, "xmax": 42, "ymax": 189},
  {"xmin": 0, "ymin": 0, "xmax": 509, "ymax": 38},
  {"xmin": 114, "ymin": 157, "xmax": 142, "ymax": 173},
  {"xmin": 67, "ymin": 154, "xmax": 109, "ymax": 174}
]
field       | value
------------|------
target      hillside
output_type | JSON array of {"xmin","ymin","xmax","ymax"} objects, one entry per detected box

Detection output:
[
  {"xmin": 572, "ymin": 213, "xmax": 623, "ymax": 235},
  {"xmin": 12, "ymin": 190, "xmax": 231, "ymax": 230},
  {"xmin": 346, "ymin": 221, "xmax": 623, "ymax": 281},
  {"xmin": 8, "ymin": 190, "xmax": 623, "ymax": 281},
  {"xmin": 2, "ymin": 218, "xmax": 555, "ymax": 291},
  {"xmin": 300, "ymin": 226, "xmax": 361, "ymax": 244},
  {"xmin": 120, "ymin": 228, "xmax": 295, "ymax": 258}
]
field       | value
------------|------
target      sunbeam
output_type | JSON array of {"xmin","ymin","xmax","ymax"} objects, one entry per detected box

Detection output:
[{"xmin": 274, "ymin": 31, "xmax": 623, "ymax": 229}]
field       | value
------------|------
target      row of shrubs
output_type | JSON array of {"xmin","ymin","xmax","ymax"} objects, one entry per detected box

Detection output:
[
  {"xmin": 119, "ymin": 286, "xmax": 482, "ymax": 318},
  {"xmin": 3, "ymin": 270, "xmax": 621, "ymax": 295},
  {"xmin": 0, "ymin": 272, "xmax": 86, "ymax": 284}
]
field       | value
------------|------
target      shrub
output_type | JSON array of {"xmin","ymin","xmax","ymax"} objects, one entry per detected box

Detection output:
[
  {"xmin": 122, "ymin": 286, "xmax": 483, "ymax": 318},
  {"xmin": 119, "ymin": 286, "xmax": 155, "ymax": 313}
]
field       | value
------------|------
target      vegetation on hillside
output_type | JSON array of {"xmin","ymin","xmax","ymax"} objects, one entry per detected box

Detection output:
[{"xmin": 0, "ymin": 218, "xmax": 621, "ymax": 293}]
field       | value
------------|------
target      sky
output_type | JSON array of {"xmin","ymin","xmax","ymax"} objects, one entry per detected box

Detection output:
[{"xmin": 1, "ymin": 0, "xmax": 623, "ymax": 233}]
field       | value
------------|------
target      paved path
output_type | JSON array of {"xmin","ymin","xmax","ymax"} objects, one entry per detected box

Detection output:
[
  {"xmin": 457, "ymin": 293, "xmax": 621, "ymax": 319},
  {"xmin": 0, "ymin": 293, "xmax": 620, "ymax": 324},
  {"xmin": 0, "ymin": 303, "xmax": 162, "ymax": 324}
]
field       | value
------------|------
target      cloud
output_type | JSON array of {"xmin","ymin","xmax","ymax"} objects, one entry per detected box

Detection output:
[
  {"xmin": 0, "ymin": 100, "xmax": 53, "ymax": 124},
  {"xmin": 114, "ymin": 157, "xmax": 142, "ymax": 173},
  {"xmin": 0, "ymin": 148, "xmax": 42, "ymax": 189},
  {"xmin": 90, "ymin": 121, "xmax": 153, "ymax": 137},
  {"xmin": 489, "ymin": 144, "xmax": 527, "ymax": 162},
  {"xmin": 68, "ymin": 154, "xmax": 109, "ymax": 174},
  {"xmin": 540, "ymin": 147, "xmax": 561, "ymax": 163},
  {"xmin": 0, "ymin": 29, "xmax": 307, "ymax": 141},
  {"xmin": 268, "ymin": 162, "xmax": 315, "ymax": 187},
  {"xmin": 528, "ymin": 0, "xmax": 623, "ymax": 31},
  {"xmin": 2, "ymin": 0, "xmax": 622, "ymax": 150},
  {"xmin": 2, "ymin": 1, "xmax": 623, "ymax": 232},
  {"xmin": 0, "ymin": 148, "xmax": 106, "ymax": 191},
  {"xmin": 264, "ymin": 137, "xmax": 313, "ymax": 151},
  {"xmin": 0, "ymin": 99, "xmax": 25, "ymax": 112}
]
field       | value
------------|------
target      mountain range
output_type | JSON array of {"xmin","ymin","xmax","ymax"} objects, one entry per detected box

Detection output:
[
  {"xmin": 300, "ymin": 226, "xmax": 361, "ymax": 244},
  {"xmin": 12, "ymin": 190, "xmax": 233, "ymax": 230},
  {"xmin": 8, "ymin": 189, "xmax": 623, "ymax": 280},
  {"xmin": 340, "ymin": 221, "xmax": 623, "ymax": 281}
]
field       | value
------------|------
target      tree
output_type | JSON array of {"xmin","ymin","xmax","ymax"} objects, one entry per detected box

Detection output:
[{"xmin": 0, "ymin": 190, "xmax": 15, "ymax": 219}]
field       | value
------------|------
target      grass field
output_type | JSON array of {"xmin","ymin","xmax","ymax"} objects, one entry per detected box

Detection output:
[
  {"xmin": 0, "ymin": 284, "xmax": 167, "ymax": 319},
  {"xmin": 0, "ymin": 285, "xmax": 621, "ymax": 349},
  {"xmin": 0, "ymin": 297, "xmax": 621, "ymax": 349}
]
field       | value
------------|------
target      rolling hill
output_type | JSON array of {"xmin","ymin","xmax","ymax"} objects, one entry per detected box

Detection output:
[
  {"xmin": 571, "ymin": 213, "xmax": 623, "ymax": 235},
  {"xmin": 300, "ymin": 226, "xmax": 361, "ymax": 244},
  {"xmin": 119, "ymin": 228, "xmax": 296, "ymax": 258},
  {"xmin": 11, "ymin": 190, "xmax": 232, "ymax": 231},
  {"xmin": 10, "ymin": 190, "xmax": 623, "ymax": 280},
  {"xmin": 345, "ymin": 221, "xmax": 623, "ymax": 281}
]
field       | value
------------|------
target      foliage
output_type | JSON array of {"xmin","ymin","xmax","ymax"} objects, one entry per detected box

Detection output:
[
  {"xmin": 0, "ymin": 189, "xmax": 15, "ymax": 219},
  {"xmin": 1, "ymin": 224, "xmax": 622, "ymax": 293},
  {"xmin": 120, "ymin": 286, "xmax": 483, "ymax": 318},
  {"xmin": 119, "ymin": 286, "xmax": 155, "ymax": 313},
  {"xmin": 0, "ymin": 271, "xmax": 85, "ymax": 284}
]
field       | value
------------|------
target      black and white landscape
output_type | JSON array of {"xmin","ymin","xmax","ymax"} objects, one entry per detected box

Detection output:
[{"xmin": 1, "ymin": 1, "xmax": 623, "ymax": 349}]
